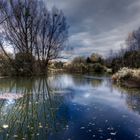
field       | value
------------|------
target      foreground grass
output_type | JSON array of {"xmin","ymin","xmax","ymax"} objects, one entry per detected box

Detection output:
[{"xmin": 112, "ymin": 67, "xmax": 140, "ymax": 88}]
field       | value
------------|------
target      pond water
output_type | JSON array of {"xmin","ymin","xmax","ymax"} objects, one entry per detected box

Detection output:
[{"xmin": 0, "ymin": 74, "xmax": 140, "ymax": 140}]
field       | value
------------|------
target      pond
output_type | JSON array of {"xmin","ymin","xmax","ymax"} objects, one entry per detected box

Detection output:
[{"xmin": 0, "ymin": 74, "xmax": 140, "ymax": 140}]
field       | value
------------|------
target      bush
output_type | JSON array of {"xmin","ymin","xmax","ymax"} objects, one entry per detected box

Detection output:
[
  {"xmin": 14, "ymin": 53, "xmax": 35, "ymax": 76},
  {"xmin": 0, "ymin": 53, "xmax": 14, "ymax": 76},
  {"xmin": 92, "ymin": 63, "xmax": 105, "ymax": 73},
  {"xmin": 112, "ymin": 67, "xmax": 140, "ymax": 83}
]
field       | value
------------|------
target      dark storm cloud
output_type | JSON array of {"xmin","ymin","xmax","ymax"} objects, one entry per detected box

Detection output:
[{"xmin": 47, "ymin": 0, "xmax": 140, "ymax": 58}]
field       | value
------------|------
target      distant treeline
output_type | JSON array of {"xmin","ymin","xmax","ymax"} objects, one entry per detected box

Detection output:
[
  {"xmin": 106, "ymin": 27, "xmax": 140, "ymax": 72},
  {"xmin": 52, "ymin": 27, "xmax": 140, "ymax": 74},
  {"xmin": 50, "ymin": 53, "xmax": 108, "ymax": 74}
]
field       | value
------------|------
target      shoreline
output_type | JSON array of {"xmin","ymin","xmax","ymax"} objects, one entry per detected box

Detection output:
[{"xmin": 112, "ymin": 68, "xmax": 140, "ymax": 89}]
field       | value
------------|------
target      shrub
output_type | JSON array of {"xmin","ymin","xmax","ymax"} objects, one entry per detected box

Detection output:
[
  {"xmin": 112, "ymin": 67, "xmax": 140, "ymax": 83},
  {"xmin": 92, "ymin": 63, "xmax": 105, "ymax": 73},
  {"xmin": 14, "ymin": 53, "xmax": 35, "ymax": 76}
]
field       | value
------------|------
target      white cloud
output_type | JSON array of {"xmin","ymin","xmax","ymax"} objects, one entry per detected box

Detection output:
[{"xmin": 47, "ymin": 0, "xmax": 140, "ymax": 59}]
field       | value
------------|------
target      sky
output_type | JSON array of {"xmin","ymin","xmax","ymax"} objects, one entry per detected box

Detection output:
[{"xmin": 47, "ymin": 0, "xmax": 140, "ymax": 59}]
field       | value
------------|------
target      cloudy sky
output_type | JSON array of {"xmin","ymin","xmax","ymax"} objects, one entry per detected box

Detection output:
[{"xmin": 47, "ymin": 0, "xmax": 140, "ymax": 59}]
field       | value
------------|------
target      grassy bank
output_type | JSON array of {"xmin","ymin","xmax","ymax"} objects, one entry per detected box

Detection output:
[{"xmin": 112, "ymin": 68, "xmax": 140, "ymax": 88}]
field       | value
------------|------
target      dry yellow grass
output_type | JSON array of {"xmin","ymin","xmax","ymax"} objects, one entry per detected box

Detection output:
[{"xmin": 112, "ymin": 68, "xmax": 140, "ymax": 87}]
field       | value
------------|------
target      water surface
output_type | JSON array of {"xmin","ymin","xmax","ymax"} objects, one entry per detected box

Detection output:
[{"xmin": 0, "ymin": 74, "xmax": 140, "ymax": 140}]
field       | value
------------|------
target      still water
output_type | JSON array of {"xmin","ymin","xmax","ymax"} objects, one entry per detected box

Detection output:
[{"xmin": 0, "ymin": 74, "xmax": 140, "ymax": 140}]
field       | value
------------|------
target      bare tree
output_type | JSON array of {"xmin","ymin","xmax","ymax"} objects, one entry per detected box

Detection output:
[
  {"xmin": 0, "ymin": 0, "xmax": 68, "ymax": 75},
  {"xmin": 126, "ymin": 29, "xmax": 140, "ymax": 51},
  {"xmin": 35, "ymin": 7, "xmax": 68, "ymax": 74},
  {"xmin": 0, "ymin": 0, "xmax": 10, "ymax": 25},
  {"xmin": 0, "ymin": 0, "xmax": 41, "ymax": 74}
]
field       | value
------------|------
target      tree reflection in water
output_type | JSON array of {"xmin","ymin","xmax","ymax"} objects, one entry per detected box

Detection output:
[
  {"xmin": 113, "ymin": 85, "xmax": 140, "ymax": 115},
  {"xmin": 0, "ymin": 78, "xmax": 68, "ymax": 140}
]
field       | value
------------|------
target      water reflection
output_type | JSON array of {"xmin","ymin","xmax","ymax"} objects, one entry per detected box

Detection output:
[
  {"xmin": 0, "ymin": 78, "xmax": 69, "ymax": 140},
  {"xmin": 0, "ymin": 74, "xmax": 139, "ymax": 140},
  {"xmin": 113, "ymin": 85, "xmax": 140, "ymax": 115}
]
